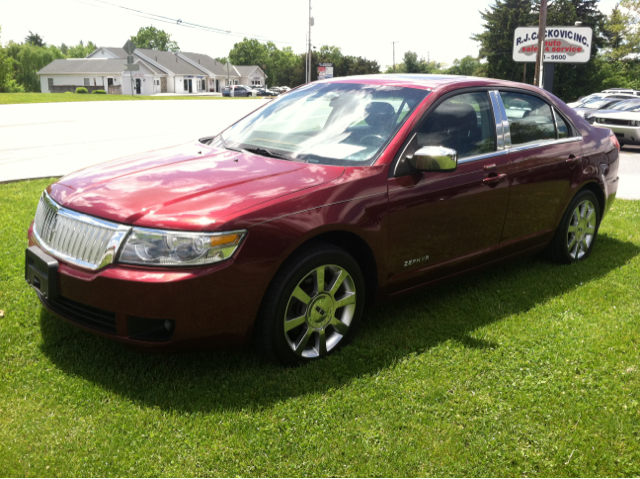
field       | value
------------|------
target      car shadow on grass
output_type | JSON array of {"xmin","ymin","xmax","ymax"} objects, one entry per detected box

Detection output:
[{"xmin": 39, "ymin": 234, "xmax": 640, "ymax": 413}]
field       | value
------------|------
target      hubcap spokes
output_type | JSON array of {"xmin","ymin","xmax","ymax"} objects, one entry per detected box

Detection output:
[
  {"xmin": 567, "ymin": 200, "xmax": 596, "ymax": 260},
  {"xmin": 284, "ymin": 264, "xmax": 356, "ymax": 358}
]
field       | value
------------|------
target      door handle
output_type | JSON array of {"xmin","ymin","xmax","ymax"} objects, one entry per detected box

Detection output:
[
  {"xmin": 483, "ymin": 173, "xmax": 507, "ymax": 185},
  {"xmin": 566, "ymin": 156, "xmax": 582, "ymax": 168}
]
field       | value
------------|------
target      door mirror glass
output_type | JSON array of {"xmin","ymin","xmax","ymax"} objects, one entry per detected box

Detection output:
[{"xmin": 408, "ymin": 146, "xmax": 458, "ymax": 172}]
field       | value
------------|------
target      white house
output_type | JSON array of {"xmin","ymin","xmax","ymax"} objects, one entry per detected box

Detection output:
[{"xmin": 38, "ymin": 46, "xmax": 267, "ymax": 95}]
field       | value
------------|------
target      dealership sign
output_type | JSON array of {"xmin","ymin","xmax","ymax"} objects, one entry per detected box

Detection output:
[
  {"xmin": 513, "ymin": 26, "xmax": 593, "ymax": 63},
  {"xmin": 317, "ymin": 62, "xmax": 334, "ymax": 80}
]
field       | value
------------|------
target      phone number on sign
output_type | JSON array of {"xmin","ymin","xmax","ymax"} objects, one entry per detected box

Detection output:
[{"xmin": 544, "ymin": 54, "xmax": 567, "ymax": 61}]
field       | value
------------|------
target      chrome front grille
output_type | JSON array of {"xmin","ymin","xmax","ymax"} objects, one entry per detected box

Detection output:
[{"xmin": 33, "ymin": 192, "xmax": 131, "ymax": 270}]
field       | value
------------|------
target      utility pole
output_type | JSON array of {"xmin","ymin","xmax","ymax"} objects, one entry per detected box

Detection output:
[
  {"xmin": 307, "ymin": 0, "xmax": 312, "ymax": 83},
  {"xmin": 533, "ymin": 0, "xmax": 548, "ymax": 88},
  {"xmin": 392, "ymin": 41, "xmax": 399, "ymax": 72}
]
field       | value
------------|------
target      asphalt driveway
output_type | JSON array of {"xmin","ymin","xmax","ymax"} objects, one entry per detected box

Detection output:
[{"xmin": 0, "ymin": 99, "xmax": 270, "ymax": 183}]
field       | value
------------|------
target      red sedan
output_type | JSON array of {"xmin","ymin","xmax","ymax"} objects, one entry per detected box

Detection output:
[{"xmin": 25, "ymin": 75, "xmax": 620, "ymax": 365}]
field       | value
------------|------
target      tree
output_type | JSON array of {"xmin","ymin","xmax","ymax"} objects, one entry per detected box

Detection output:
[
  {"xmin": 620, "ymin": 0, "xmax": 640, "ymax": 54},
  {"xmin": 4, "ymin": 41, "xmax": 64, "ymax": 91},
  {"xmin": 541, "ymin": 0, "xmax": 606, "ymax": 100},
  {"xmin": 447, "ymin": 55, "xmax": 483, "ymax": 76},
  {"xmin": 228, "ymin": 38, "xmax": 269, "ymax": 66},
  {"xmin": 0, "ymin": 27, "xmax": 24, "ymax": 92},
  {"xmin": 603, "ymin": 4, "xmax": 631, "ymax": 57},
  {"xmin": 130, "ymin": 26, "xmax": 179, "ymax": 52},
  {"xmin": 473, "ymin": 0, "xmax": 536, "ymax": 83},
  {"xmin": 24, "ymin": 31, "xmax": 44, "ymax": 47},
  {"xmin": 66, "ymin": 40, "xmax": 97, "ymax": 58},
  {"xmin": 386, "ymin": 51, "xmax": 443, "ymax": 74}
]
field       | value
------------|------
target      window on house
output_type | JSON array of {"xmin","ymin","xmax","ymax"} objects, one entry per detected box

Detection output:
[
  {"xmin": 84, "ymin": 78, "xmax": 90, "ymax": 86},
  {"xmin": 107, "ymin": 78, "xmax": 114, "ymax": 87},
  {"xmin": 47, "ymin": 78, "xmax": 53, "ymax": 89},
  {"xmin": 234, "ymin": 79, "xmax": 239, "ymax": 85}
]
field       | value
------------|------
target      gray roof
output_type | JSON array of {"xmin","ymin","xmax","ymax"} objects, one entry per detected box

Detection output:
[
  {"xmin": 135, "ymin": 48, "xmax": 206, "ymax": 75},
  {"xmin": 235, "ymin": 65, "xmax": 260, "ymax": 77},
  {"xmin": 38, "ymin": 58, "xmax": 128, "ymax": 74},
  {"xmin": 180, "ymin": 52, "xmax": 231, "ymax": 76},
  {"xmin": 64, "ymin": 47, "xmax": 264, "ymax": 78}
]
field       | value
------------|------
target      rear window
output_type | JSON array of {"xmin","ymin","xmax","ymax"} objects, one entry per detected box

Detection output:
[{"xmin": 500, "ymin": 92, "xmax": 556, "ymax": 145}]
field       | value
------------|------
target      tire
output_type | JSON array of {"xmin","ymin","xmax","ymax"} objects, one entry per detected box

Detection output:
[
  {"xmin": 255, "ymin": 243, "xmax": 366, "ymax": 366},
  {"xmin": 549, "ymin": 189, "xmax": 601, "ymax": 264}
]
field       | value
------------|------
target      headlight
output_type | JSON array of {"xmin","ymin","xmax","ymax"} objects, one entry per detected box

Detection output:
[{"xmin": 118, "ymin": 228, "xmax": 246, "ymax": 266}]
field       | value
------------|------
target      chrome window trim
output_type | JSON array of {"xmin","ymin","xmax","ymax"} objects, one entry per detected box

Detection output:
[
  {"xmin": 33, "ymin": 191, "xmax": 131, "ymax": 271},
  {"xmin": 494, "ymin": 92, "xmax": 512, "ymax": 147},
  {"xmin": 551, "ymin": 107, "xmax": 561, "ymax": 138},
  {"xmin": 458, "ymin": 150, "xmax": 508, "ymax": 164},
  {"xmin": 506, "ymin": 136, "xmax": 584, "ymax": 154},
  {"xmin": 489, "ymin": 91, "xmax": 506, "ymax": 151}
]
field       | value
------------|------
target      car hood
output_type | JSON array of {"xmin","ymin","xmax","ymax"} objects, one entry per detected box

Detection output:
[
  {"xmin": 48, "ymin": 141, "xmax": 345, "ymax": 231},
  {"xmin": 592, "ymin": 110, "xmax": 640, "ymax": 120}
]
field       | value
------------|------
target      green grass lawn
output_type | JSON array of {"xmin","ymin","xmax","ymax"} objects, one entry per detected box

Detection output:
[
  {"xmin": 1, "ymin": 178, "xmax": 639, "ymax": 476},
  {"xmin": 0, "ymin": 93, "xmax": 257, "ymax": 105}
]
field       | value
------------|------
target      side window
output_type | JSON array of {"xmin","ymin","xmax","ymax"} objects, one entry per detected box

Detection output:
[
  {"xmin": 555, "ymin": 109, "xmax": 571, "ymax": 139},
  {"xmin": 500, "ymin": 92, "xmax": 556, "ymax": 145},
  {"xmin": 416, "ymin": 92, "xmax": 496, "ymax": 159}
]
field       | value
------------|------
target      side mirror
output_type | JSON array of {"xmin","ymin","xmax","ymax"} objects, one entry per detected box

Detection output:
[{"xmin": 408, "ymin": 146, "xmax": 458, "ymax": 172}]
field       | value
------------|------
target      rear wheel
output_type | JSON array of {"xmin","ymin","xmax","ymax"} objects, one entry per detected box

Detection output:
[
  {"xmin": 255, "ymin": 243, "xmax": 365, "ymax": 366},
  {"xmin": 549, "ymin": 190, "xmax": 600, "ymax": 264}
]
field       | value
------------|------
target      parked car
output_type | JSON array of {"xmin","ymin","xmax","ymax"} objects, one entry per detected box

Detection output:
[
  {"xmin": 591, "ymin": 104, "xmax": 640, "ymax": 146},
  {"xmin": 222, "ymin": 85, "xmax": 257, "ymax": 97},
  {"xmin": 601, "ymin": 88, "xmax": 640, "ymax": 96},
  {"xmin": 25, "ymin": 75, "xmax": 619, "ymax": 365},
  {"xmin": 572, "ymin": 98, "xmax": 626, "ymax": 117},
  {"xmin": 584, "ymin": 99, "xmax": 640, "ymax": 124},
  {"xmin": 566, "ymin": 92, "xmax": 637, "ymax": 108},
  {"xmin": 255, "ymin": 88, "xmax": 279, "ymax": 97}
]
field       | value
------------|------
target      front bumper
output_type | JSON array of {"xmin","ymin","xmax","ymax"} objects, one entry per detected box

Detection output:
[
  {"xmin": 27, "ymin": 233, "xmax": 275, "ymax": 350},
  {"xmin": 595, "ymin": 124, "xmax": 640, "ymax": 144}
]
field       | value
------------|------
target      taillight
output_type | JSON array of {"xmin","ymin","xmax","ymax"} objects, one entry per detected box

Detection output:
[{"xmin": 610, "ymin": 132, "xmax": 620, "ymax": 151}]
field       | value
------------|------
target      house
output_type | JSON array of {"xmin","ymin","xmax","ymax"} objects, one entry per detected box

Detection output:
[{"xmin": 38, "ymin": 46, "xmax": 266, "ymax": 95}]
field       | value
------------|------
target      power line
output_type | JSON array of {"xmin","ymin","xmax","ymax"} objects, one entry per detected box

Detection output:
[{"xmin": 71, "ymin": 0, "xmax": 293, "ymax": 44}]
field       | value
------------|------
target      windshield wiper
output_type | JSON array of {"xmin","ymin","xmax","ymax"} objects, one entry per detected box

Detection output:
[{"xmin": 241, "ymin": 146, "xmax": 292, "ymax": 161}]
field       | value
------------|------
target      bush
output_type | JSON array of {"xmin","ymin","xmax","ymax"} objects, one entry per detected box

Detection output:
[
  {"xmin": 64, "ymin": 91, "xmax": 73, "ymax": 94},
  {"xmin": 91, "ymin": 90, "xmax": 106, "ymax": 94},
  {"xmin": 75, "ymin": 87, "xmax": 88, "ymax": 94}
]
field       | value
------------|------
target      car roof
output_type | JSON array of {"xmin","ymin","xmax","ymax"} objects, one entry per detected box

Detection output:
[{"xmin": 318, "ymin": 73, "xmax": 539, "ymax": 93}]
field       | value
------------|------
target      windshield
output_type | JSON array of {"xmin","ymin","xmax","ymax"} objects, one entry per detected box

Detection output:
[
  {"xmin": 581, "ymin": 99, "xmax": 621, "ymax": 109},
  {"xmin": 216, "ymin": 82, "xmax": 429, "ymax": 165},
  {"xmin": 577, "ymin": 94, "xmax": 603, "ymax": 105},
  {"xmin": 610, "ymin": 100, "xmax": 640, "ymax": 111}
]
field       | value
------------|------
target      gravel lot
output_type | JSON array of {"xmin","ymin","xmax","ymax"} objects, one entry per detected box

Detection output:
[{"xmin": 0, "ymin": 100, "xmax": 638, "ymax": 199}]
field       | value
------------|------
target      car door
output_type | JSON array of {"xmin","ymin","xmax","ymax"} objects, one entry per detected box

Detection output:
[
  {"xmin": 496, "ymin": 90, "xmax": 582, "ymax": 254},
  {"xmin": 387, "ymin": 90, "xmax": 511, "ymax": 293}
]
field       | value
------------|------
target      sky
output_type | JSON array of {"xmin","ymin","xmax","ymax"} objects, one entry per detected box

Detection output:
[{"xmin": 0, "ymin": 0, "xmax": 622, "ymax": 69}]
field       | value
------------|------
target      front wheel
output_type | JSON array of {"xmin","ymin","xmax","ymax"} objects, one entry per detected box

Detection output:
[
  {"xmin": 549, "ymin": 190, "xmax": 600, "ymax": 264},
  {"xmin": 255, "ymin": 243, "xmax": 365, "ymax": 366}
]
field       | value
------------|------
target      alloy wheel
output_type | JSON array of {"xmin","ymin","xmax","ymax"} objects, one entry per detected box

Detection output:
[
  {"xmin": 567, "ymin": 199, "xmax": 597, "ymax": 260},
  {"xmin": 283, "ymin": 264, "xmax": 357, "ymax": 359}
]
